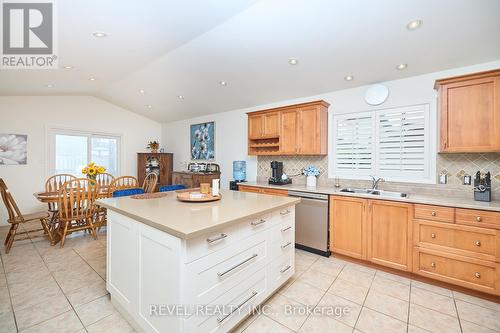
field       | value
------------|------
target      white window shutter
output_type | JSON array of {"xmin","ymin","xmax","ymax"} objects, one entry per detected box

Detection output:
[
  {"xmin": 334, "ymin": 112, "xmax": 374, "ymax": 176},
  {"xmin": 377, "ymin": 104, "xmax": 430, "ymax": 181}
]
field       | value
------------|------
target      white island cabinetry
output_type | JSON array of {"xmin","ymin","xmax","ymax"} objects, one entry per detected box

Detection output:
[{"xmin": 101, "ymin": 191, "xmax": 298, "ymax": 333}]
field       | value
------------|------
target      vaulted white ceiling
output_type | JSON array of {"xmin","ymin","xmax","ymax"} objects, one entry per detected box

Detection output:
[{"xmin": 2, "ymin": 0, "xmax": 500, "ymax": 122}]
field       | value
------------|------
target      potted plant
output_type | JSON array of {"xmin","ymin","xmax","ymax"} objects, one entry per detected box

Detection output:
[
  {"xmin": 82, "ymin": 162, "xmax": 106, "ymax": 181},
  {"xmin": 303, "ymin": 166, "xmax": 320, "ymax": 187},
  {"xmin": 147, "ymin": 141, "xmax": 160, "ymax": 153}
]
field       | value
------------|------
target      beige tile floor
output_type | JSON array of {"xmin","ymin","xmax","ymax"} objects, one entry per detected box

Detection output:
[{"xmin": 1, "ymin": 222, "xmax": 500, "ymax": 333}]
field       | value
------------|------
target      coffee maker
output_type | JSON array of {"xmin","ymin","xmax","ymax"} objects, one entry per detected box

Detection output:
[{"xmin": 269, "ymin": 161, "xmax": 292, "ymax": 185}]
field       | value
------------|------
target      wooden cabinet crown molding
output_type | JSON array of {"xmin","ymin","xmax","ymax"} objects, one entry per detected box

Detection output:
[
  {"xmin": 434, "ymin": 69, "xmax": 500, "ymax": 89},
  {"xmin": 246, "ymin": 100, "xmax": 330, "ymax": 116}
]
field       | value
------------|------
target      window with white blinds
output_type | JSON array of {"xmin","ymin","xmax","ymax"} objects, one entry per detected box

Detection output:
[
  {"xmin": 332, "ymin": 104, "xmax": 431, "ymax": 183},
  {"xmin": 334, "ymin": 112, "xmax": 374, "ymax": 175}
]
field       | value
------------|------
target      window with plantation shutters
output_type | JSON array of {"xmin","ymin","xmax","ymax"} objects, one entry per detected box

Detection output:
[
  {"xmin": 333, "ymin": 112, "xmax": 374, "ymax": 176},
  {"xmin": 377, "ymin": 105, "xmax": 429, "ymax": 180},
  {"xmin": 332, "ymin": 104, "xmax": 431, "ymax": 183}
]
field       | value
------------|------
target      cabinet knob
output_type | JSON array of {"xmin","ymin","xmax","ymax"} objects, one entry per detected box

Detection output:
[
  {"xmin": 431, "ymin": 262, "xmax": 436, "ymax": 268},
  {"xmin": 475, "ymin": 240, "xmax": 481, "ymax": 247},
  {"xmin": 431, "ymin": 233, "xmax": 436, "ymax": 239},
  {"xmin": 431, "ymin": 211, "xmax": 437, "ymax": 216},
  {"xmin": 475, "ymin": 272, "xmax": 481, "ymax": 278},
  {"xmin": 476, "ymin": 216, "xmax": 482, "ymax": 222}
]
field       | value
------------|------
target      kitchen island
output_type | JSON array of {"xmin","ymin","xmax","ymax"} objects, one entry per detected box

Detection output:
[{"xmin": 97, "ymin": 189, "xmax": 300, "ymax": 333}]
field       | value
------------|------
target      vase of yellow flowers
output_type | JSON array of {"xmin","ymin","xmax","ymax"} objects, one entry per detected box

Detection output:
[
  {"xmin": 82, "ymin": 162, "xmax": 106, "ymax": 181},
  {"xmin": 147, "ymin": 140, "xmax": 160, "ymax": 153}
]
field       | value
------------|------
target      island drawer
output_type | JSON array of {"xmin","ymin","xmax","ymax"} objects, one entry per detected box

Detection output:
[
  {"xmin": 414, "ymin": 220, "xmax": 500, "ymax": 261},
  {"xmin": 413, "ymin": 248, "xmax": 500, "ymax": 295},
  {"xmin": 184, "ymin": 268, "xmax": 266, "ymax": 333},
  {"xmin": 456, "ymin": 209, "xmax": 500, "ymax": 230},
  {"xmin": 184, "ymin": 232, "xmax": 268, "ymax": 306},
  {"xmin": 414, "ymin": 204, "xmax": 454, "ymax": 223},
  {"xmin": 185, "ymin": 212, "xmax": 272, "ymax": 263},
  {"xmin": 267, "ymin": 252, "xmax": 294, "ymax": 292}
]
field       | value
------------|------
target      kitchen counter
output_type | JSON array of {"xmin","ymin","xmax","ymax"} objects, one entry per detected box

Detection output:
[
  {"xmin": 241, "ymin": 181, "xmax": 500, "ymax": 212},
  {"xmin": 97, "ymin": 189, "xmax": 300, "ymax": 239}
]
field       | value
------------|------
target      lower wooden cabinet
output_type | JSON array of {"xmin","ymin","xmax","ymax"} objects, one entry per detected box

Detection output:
[
  {"xmin": 413, "ymin": 247, "xmax": 500, "ymax": 295},
  {"xmin": 238, "ymin": 185, "xmax": 288, "ymax": 197},
  {"xmin": 330, "ymin": 196, "xmax": 367, "ymax": 260},
  {"xmin": 368, "ymin": 200, "xmax": 412, "ymax": 271},
  {"xmin": 172, "ymin": 171, "xmax": 220, "ymax": 189}
]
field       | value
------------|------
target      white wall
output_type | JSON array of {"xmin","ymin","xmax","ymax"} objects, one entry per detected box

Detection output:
[
  {"xmin": 0, "ymin": 96, "xmax": 161, "ymax": 226},
  {"xmin": 162, "ymin": 60, "xmax": 500, "ymax": 187}
]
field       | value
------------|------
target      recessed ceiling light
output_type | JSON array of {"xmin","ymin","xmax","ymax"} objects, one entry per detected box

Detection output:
[
  {"xmin": 288, "ymin": 58, "xmax": 298, "ymax": 65},
  {"xmin": 63, "ymin": 65, "xmax": 73, "ymax": 69},
  {"xmin": 46, "ymin": 84, "xmax": 53, "ymax": 88},
  {"xmin": 92, "ymin": 32, "xmax": 107, "ymax": 38},
  {"xmin": 89, "ymin": 77, "xmax": 96, "ymax": 81},
  {"xmin": 219, "ymin": 81, "xmax": 227, "ymax": 86},
  {"xmin": 139, "ymin": 89, "xmax": 145, "ymax": 94},
  {"xmin": 406, "ymin": 19, "xmax": 423, "ymax": 31},
  {"xmin": 178, "ymin": 95, "xmax": 184, "ymax": 99},
  {"xmin": 146, "ymin": 105, "xmax": 152, "ymax": 109},
  {"xmin": 396, "ymin": 63, "xmax": 408, "ymax": 70},
  {"xmin": 344, "ymin": 75, "xmax": 354, "ymax": 81}
]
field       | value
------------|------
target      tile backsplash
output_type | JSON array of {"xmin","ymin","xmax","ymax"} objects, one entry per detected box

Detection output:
[{"xmin": 257, "ymin": 153, "xmax": 500, "ymax": 200}]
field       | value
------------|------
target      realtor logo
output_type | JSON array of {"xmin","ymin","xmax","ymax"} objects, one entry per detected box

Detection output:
[{"xmin": 1, "ymin": 0, "xmax": 57, "ymax": 69}]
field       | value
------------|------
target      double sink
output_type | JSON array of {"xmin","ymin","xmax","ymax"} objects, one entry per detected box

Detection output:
[{"xmin": 340, "ymin": 188, "xmax": 408, "ymax": 198}]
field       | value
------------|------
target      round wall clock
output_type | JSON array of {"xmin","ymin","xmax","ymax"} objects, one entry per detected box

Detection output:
[{"xmin": 365, "ymin": 84, "xmax": 389, "ymax": 105}]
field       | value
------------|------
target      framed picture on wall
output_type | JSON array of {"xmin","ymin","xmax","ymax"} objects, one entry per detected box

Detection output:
[
  {"xmin": 0, "ymin": 133, "xmax": 27, "ymax": 165},
  {"xmin": 190, "ymin": 122, "xmax": 215, "ymax": 160}
]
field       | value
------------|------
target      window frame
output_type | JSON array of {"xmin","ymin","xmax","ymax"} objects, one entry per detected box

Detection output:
[
  {"xmin": 47, "ymin": 127, "xmax": 122, "ymax": 178},
  {"xmin": 329, "ymin": 104, "xmax": 435, "ymax": 184}
]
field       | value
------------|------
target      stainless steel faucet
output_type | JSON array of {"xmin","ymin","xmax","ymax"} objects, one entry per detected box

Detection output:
[{"xmin": 369, "ymin": 175, "xmax": 385, "ymax": 190}]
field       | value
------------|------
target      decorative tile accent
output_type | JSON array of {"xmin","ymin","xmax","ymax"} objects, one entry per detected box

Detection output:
[{"xmin": 257, "ymin": 152, "xmax": 500, "ymax": 199}]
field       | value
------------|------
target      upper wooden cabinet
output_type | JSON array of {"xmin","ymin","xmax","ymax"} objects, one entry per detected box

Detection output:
[
  {"xmin": 247, "ymin": 100, "xmax": 329, "ymax": 155},
  {"xmin": 435, "ymin": 69, "xmax": 500, "ymax": 152}
]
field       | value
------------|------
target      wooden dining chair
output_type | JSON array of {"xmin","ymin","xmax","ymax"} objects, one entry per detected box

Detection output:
[
  {"xmin": 45, "ymin": 174, "xmax": 77, "ymax": 212},
  {"xmin": 95, "ymin": 173, "xmax": 115, "ymax": 199},
  {"xmin": 142, "ymin": 173, "xmax": 158, "ymax": 193},
  {"xmin": 108, "ymin": 176, "xmax": 139, "ymax": 196},
  {"xmin": 57, "ymin": 178, "xmax": 100, "ymax": 247},
  {"xmin": 0, "ymin": 178, "xmax": 53, "ymax": 253}
]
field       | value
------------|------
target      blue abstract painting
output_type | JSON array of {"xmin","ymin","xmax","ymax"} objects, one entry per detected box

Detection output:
[{"xmin": 190, "ymin": 122, "xmax": 215, "ymax": 160}]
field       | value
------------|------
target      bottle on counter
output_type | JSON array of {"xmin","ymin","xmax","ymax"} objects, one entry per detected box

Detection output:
[{"xmin": 212, "ymin": 179, "xmax": 220, "ymax": 196}]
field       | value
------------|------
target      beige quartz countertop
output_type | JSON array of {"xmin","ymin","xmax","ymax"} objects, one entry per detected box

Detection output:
[
  {"xmin": 241, "ymin": 182, "xmax": 500, "ymax": 212},
  {"xmin": 97, "ymin": 189, "xmax": 300, "ymax": 239}
]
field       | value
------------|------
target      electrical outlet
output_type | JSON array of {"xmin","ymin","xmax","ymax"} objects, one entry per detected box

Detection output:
[
  {"xmin": 439, "ymin": 174, "xmax": 447, "ymax": 184},
  {"xmin": 463, "ymin": 175, "xmax": 471, "ymax": 185}
]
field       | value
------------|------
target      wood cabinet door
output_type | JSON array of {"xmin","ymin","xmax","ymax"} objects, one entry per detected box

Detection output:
[
  {"xmin": 440, "ymin": 76, "xmax": 500, "ymax": 152},
  {"xmin": 330, "ymin": 196, "xmax": 367, "ymax": 259},
  {"xmin": 238, "ymin": 185, "xmax": 262, "ymax": 194},
  {"xmin": 368, "ymin": 200, "xmax": 412, "ymax": 271},
  {"xmin": 248, "ymin": 114, "xmax": 263, "ymax": 139},
  {"xmin": 280, "ymin": 110, "xmax": 298, "ymax": 154},
  {"xmin": 263, "ymin": 112, "xmax": 280, "ymax": 137},
  {"xmin": 297, "ymin": 106, "xmax": 320, "ymax": 154}
]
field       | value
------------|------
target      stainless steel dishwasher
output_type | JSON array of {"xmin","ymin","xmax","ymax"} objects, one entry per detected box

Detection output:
[{"xmin": 288, "ymin": 191, "xmax": 330, "ymax": 257}]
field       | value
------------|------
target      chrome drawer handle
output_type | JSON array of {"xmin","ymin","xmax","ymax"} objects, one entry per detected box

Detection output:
[
  {"xmin": 476, "ymin": 216, "xmax": 482, "ymax": 222},
  {"xmin": 475, "ymin": 240, "xmax": 481, "ymax": 247},
  {"xmin": 431, "ymin": 262, "xmax": 436, "ymax": 268},
  {"xmin": 217, "ymin": 254, "xmax": 258, "ymax": 277},
  {"xmin": 475, "ymin": 272, "xmax": 481, "ymax": 278},
  {"xmin": 431, "ymin": 211, "xmax": 437, "ymax": 216},
  {"xmin": 280, "ymin": 265, "xmax": 291, "ymax": 273},
  {"xmin": 216, "ymin": 290, "xmax": 258, "ymax": 323},
  {"xmin": 281, "ymin": 226, "xmax": 292, "ymax": 232},
  {"xmin": 431, "ymin": 233, "xmax": 436, "ymax": 239},
  {"xmin": 280, "ymin": 209, "xmax": 291, "ymax": 216},
  {"xmin": 251, "ymin": 219, "xmax": 266, "ymax": 226},
  {"xmin": 281, "ymin": 242, "xmax": 292, "ymax": 249},
  {"xmin": 206, "ymin": 233, "xmax": 227, "ymax": 244}
]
